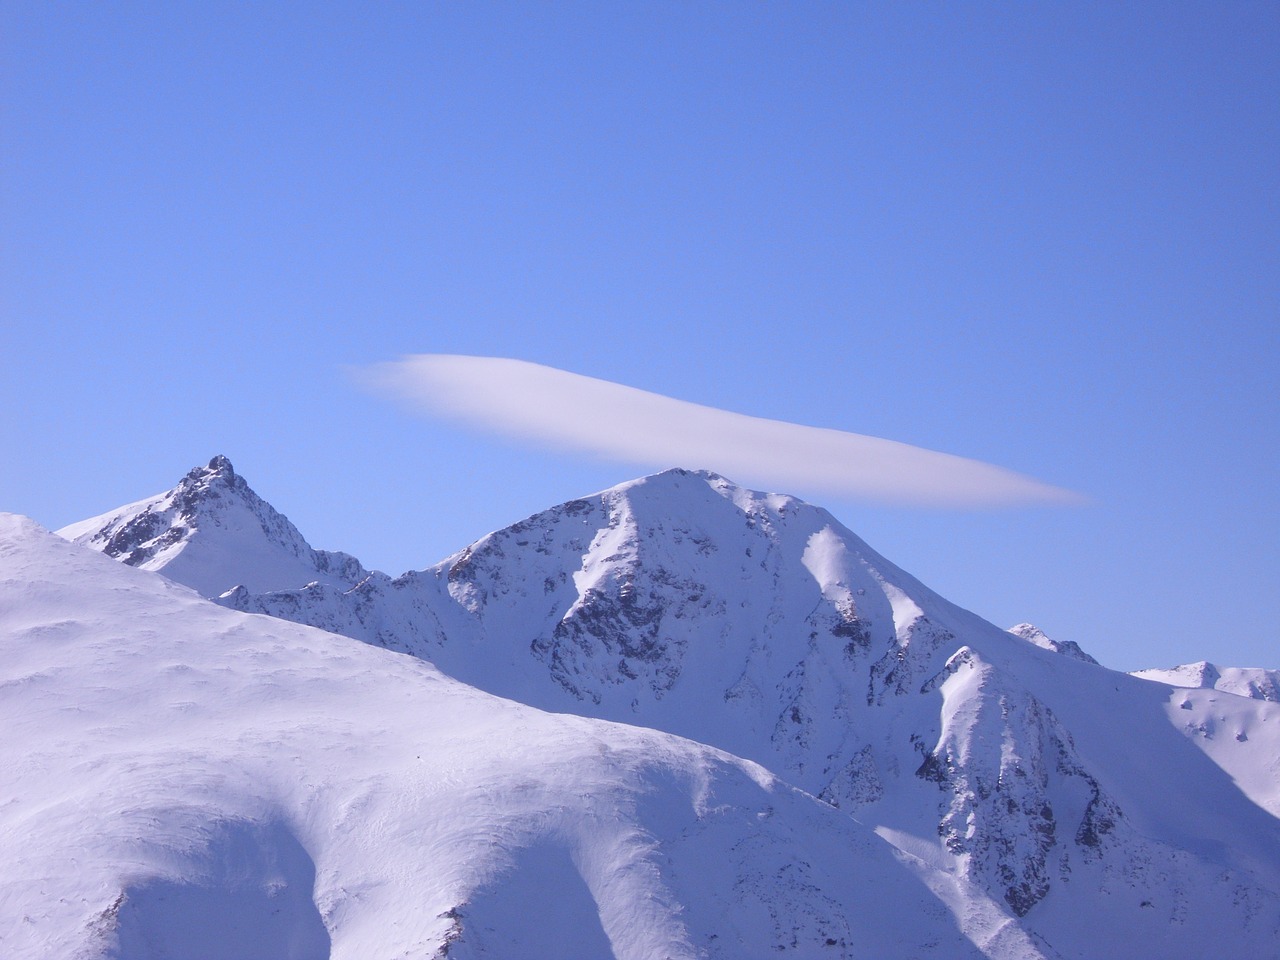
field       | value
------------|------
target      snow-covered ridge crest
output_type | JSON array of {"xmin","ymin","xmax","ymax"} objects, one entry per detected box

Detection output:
[{"xmin": 58, "ymin": 455, "xmax": 369, "ymax": 597}]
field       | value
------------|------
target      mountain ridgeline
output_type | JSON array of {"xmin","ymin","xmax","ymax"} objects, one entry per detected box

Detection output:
[{"xmin": 57, "ymin": 456, "xmax": 1280, "ymax": 958}]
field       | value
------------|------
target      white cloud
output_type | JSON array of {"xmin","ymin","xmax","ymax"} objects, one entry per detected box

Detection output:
[{"xmin": 356, "ymin": 354, "xmax": 1085, "ymax": 507}]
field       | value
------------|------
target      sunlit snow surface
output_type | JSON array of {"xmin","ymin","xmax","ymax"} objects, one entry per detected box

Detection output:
[
  {"xmin": 3, "ymin": 514, "xmax": 1000, "ymax": 960},
  {"xmin": 1133, "ymin": 660, "xmax": 1280, "ymax": 703},
  {"xmin": 29, "ymin": 460, "xmax": 1280, "ymax": 958}
]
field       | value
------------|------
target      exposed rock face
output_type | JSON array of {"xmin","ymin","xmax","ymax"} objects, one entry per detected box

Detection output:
[{"xmin": 916, "ymin": 647, "xmax": 1122, "ymax": 916}]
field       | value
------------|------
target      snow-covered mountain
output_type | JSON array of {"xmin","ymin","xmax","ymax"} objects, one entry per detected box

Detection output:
[
  {"xmin": 5, "ymin": 513, "xmax": 1011, "ymax": 960},
  {"xmin": 35, "ymin": 457, "xmax": 1280, "ymax": 958},
  {"xmin": 58, "ymin": 455, "xmax": 369, "ymax": 597}
]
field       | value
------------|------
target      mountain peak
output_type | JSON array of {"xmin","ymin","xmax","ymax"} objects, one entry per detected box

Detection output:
[
  {"xmin": 602, "ymin": 466, "xmax": 814, "ymax": 524},
  {"xmin": 167, "ymin": 454, "xmax": 252, "ymax": 515},
  {"xmin": 202, "ymin": 453, "xmax": 235, "ymax": 476},
  {"xmin": 1008, "ymin": 622, "xmax": 1099, "ymax": 664},
  {"xmin": 648, "ymin": 466, "xmax": 727, "ymax": 483},
  {"xmin": 611, "ymin": 466, "xmax": 732, "ymax": 496},
  {"xmin": 59, "ymin": 457, "xmax": 369, "ymax": 597}
]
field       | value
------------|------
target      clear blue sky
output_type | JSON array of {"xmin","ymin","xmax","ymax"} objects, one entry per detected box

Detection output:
[{"xmin": 3, "ymin": 3, "xmax": 1276, "ymax": 671}]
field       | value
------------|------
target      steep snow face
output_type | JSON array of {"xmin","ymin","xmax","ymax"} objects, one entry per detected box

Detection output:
[
  {"xmin": 1133, "ymin": 661, "xmax": 1280, "ymax": 703},
  {"xmin": 2, "ymin": 514, "xmax": 1007, "ymax": 960},
  {"xmin": 58, "ymin": 456, "xmax": 368, "ymax": 597}
]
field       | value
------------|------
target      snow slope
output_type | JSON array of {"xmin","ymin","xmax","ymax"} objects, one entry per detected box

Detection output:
[
  {"xmin": 2, "ymin": 513, "xmax": 1011, "ymax": 960},
  {"xmin": 56, "ymin": 461, "xmax": 1280, "ymax": 958}
]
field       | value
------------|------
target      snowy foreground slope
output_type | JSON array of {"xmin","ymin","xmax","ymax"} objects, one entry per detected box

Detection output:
[
  {"xmin": 2, "ymin": 513, "xmax": 1014, "ymax": 960},
  {"xmin": 50, "ymin": 458, "xmax": 1280, "ymax": 958}
]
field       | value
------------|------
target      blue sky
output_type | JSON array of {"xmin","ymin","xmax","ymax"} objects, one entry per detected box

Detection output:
[{"xmin": 3, "ymin": 3, "xmax": 1276, "ymax": 671}]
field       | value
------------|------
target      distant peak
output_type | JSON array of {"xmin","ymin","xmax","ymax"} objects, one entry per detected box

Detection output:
[
  {"xmin": 600, "ymin": 467, "xmax": 729, "ymax": 500},
  {"xmin": 1007, "ymin": 623, "xmax": 1098, "ymax": 665},
  {"xmin": 636, "ymin": 467, "xmax": 727, "ymax": 484},
  {"xmin": 630, "ymin": 467, "xmax": 784, "ymax": 498},
  {"xmin": 663, "ymin": 467, "xmax": 725, "ymax": 481},
  {"xmin": 206, "ymin": 454, "xmax": 235, "ymax": 475},
  {"xmin": 1008, "ymin": 623, "xmax": 1047, "ymax": 642},
  {"xmin": 593, "ymin": 468, "xmax": 820, "ymax": 525}
]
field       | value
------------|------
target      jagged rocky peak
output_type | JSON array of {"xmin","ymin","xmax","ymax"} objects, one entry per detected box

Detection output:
[
  {"xmin": 192, "ymin": 454, "xmax": 238, "ymax": 486},
  {"xmin": 58, "ymin": 456, "xmax": 369, "ymax": 598},
  {"xmin": 1008, "ymin": 622, "xmax": 1099, "ymax": 664},
  {"xmin": 168, "ymin": 455, "xmax": 253, "ymax": 512},
  {"xmin": 60, "ymin": 455, "xmax": 253, "ymax": 559}
]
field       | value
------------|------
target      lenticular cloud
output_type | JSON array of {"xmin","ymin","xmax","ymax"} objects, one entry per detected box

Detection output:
[{"xmin": 357, "ymin": 354, "xmax": 1083, "ymax": 507}]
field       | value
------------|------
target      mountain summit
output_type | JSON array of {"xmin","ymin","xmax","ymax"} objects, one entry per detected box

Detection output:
[{"xmin": 58, "ymin": 455, "xmax": 368, "ymax": 597}]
